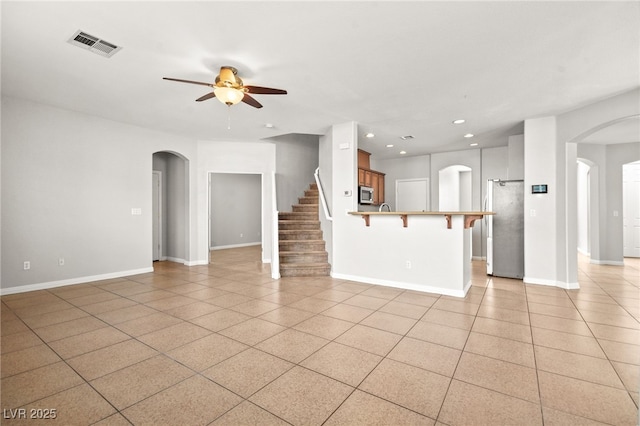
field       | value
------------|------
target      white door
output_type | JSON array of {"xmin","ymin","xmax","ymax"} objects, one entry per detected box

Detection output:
[
  {"xmin": 396, "ymin": 178, "xmax": 429, "ymax": 211},
  {"xmin": 152, "ymin": 171, "xmax": 162, "ymax": 261},
  {"xmin": 623, "ymin": 162, "xmax": 640, "ymax": 257}
]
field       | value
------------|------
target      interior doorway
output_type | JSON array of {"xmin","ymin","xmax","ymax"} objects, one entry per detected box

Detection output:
[
  {"xmin": 438, "ymin": 165, "xmax": 472, "ymax": 211},
  {"xmin": 208, "ymin": 173, "xmax": 263, "ymax": 258},
  {"xmin": 152, "ymin": 151, "xmax": 189, "ymax": 264}
]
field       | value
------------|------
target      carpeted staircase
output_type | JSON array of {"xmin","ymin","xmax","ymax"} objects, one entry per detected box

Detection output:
[{"xmin": 278, "ymin": 183, "xmax": 331, "ymax": 277}]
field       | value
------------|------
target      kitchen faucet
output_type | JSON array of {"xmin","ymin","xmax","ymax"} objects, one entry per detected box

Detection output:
[{"xmin": 379, "ymin": 203, "xmax": 391, "ymax": 212}]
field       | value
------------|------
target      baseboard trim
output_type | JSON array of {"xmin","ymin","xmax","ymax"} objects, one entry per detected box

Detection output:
[
  {"xmin": 330, "ymin": 272, "xmax": 470, "ymax": 298},
  {"xmin": 589, "ymin": 259, "xmax": 625, "ymax": 266},
  {"xmin": 523, "ymin": 276, "xmax": 580, "ymax": 290},
  {"xmin": 0, "ymin": 267, "xmax": 154, "ymax": 296},
  {"xmin": 210, "ymin": 242, "xmax": 261, "ymax": 251}
]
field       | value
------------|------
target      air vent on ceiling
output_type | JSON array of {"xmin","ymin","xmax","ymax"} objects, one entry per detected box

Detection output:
[{"xmin": 67, "ymin": 30, "xmax": 122, "ymax": 58}]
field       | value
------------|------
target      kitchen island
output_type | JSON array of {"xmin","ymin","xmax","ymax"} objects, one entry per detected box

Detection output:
[{"xmin": 334, "ymin": 211, "xmax": 494, "ymax": 297}]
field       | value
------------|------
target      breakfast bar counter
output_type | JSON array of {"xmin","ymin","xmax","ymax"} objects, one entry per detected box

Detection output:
[{"xmin": 332, "ymin": 211, "xmax": 494, "ymax": 297}]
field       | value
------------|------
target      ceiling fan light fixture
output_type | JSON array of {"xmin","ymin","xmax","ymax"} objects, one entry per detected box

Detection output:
[{"xmin": 214, "ymin": 87, "xmax": 244, "ymax": 105}]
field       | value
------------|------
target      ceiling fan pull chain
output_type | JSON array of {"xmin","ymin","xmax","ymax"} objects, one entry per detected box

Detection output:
[{"xmin": 227, "ymin": 105, "xmax": 231, "ymax": 130}]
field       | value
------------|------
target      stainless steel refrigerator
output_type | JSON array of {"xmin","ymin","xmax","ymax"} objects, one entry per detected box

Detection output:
[{"xmin": 486, "ymin": 179, "xmax": 524, "ymax": 279}]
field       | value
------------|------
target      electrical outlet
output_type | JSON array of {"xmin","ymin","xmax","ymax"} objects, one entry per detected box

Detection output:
[
  {"xmin": 405, "ymin": 260, "xmax": 412, "ymax": 269},
  {"xmin": 240, "ymin": 233, "xmax": 244, "ymax": 238},
  {"xmin": 23, "ymin": 261, "xmax": 30, "ymax": 270},
  {"xmin": 59, "ymin": 258, "xmax": 65, "ymax": 266}
]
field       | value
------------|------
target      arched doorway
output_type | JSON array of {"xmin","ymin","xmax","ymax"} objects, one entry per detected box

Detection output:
[{"xmin": 152, "ymin": 151, "xmax": 189, "ymax": 263}]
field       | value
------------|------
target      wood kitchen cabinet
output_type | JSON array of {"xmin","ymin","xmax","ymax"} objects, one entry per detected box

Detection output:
[{"xmin": 357, "ymin": 149, "xmax": 385, "ymax": 205}]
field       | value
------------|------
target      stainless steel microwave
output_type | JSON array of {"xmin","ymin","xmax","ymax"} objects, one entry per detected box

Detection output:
[{"xmin": 359, "ymin": 186, "xmax": 374, "ymax": 204}]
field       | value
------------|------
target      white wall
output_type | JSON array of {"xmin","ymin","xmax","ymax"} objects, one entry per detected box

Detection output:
[
  {"xmin": 371, "ymin": 155, "xmax": 431, "ymax": 212},
  {"xmin": 1, "ymin": 97, "xmax": 196, "ymax": 292},
  {"xmin": 523, "ymin": 116, "xmax": 563, "ymax": 287}
]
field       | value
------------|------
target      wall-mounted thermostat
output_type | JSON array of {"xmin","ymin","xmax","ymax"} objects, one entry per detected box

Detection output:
[{"xmin": 532, "ymin": 184, "xmax": 548, "ymax": 194}]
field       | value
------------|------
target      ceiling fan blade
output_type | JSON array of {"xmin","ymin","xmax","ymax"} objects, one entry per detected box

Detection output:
[
  {"xmin": 241, "ymin": 94, "xmax": 263, "ymax": 108},
  {"xmin": 244, "ymin": 85, "xmax": 287, "ymax": 95},
  {"xmin": 163, "ymin": 77, "xmax": 214, "ymax": 87},
  {"xmin": 195, "ymin": 92, "xmax": 217, "ymax": 102}
]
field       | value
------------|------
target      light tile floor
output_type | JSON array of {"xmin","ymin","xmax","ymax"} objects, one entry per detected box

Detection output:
[{"xmin": 1, "ymin": 246, "xmax": 638, "ymax": 425}]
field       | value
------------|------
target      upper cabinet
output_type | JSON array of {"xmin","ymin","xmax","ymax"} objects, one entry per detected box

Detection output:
[{"xmin": 357, "ymin": 149, "xmax": 385, "ymax": 205}]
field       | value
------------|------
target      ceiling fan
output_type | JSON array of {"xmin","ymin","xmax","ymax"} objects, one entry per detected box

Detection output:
[{"xmin": 163, "ymin": 66, "xmax": 287, "ymax": 109}]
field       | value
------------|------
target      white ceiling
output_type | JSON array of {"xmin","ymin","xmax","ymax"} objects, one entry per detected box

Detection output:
[{"xmin": 2, "ymin": 1, "xmax": 639, "ymax": 159}]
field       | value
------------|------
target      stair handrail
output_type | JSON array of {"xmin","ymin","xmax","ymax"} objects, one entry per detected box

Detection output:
[{"xmin": 314, "ymin": 167, "xmax": 332, "ymax": 221}]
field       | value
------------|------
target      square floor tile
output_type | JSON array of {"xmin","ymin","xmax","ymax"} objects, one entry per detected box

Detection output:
[
  {"xmin": 360, "ymin": 358, "xmax": 449, "ymax": 419},
  {"xmin": 532, "ymin": 327, "xmax": 605, "ymax": 358},
  {"xmin": 293, "ymin": 315, "xmax": 354, "ymax": 340},
  {"xmin": 335, "ymin": 324, "xmax": 402, "ymax": 357},
  {"xmin": 598, "ymin": 339, "xmax": 640, "ymax": 365},
  {"xmin": 529, "ymin": 313, "xmax": 592, "ymax": 336},
  {"xmin": 288, "ymin": 296, "xmax": 338, "ymax": 313},
  {"xmin": 122, "ymin": 375, "xmax": 242, "ymax": 425},
  {"xmin": 32, "ymin": 317, "xmax": 107, "ymax": 342},
  {"xmin": 211, "ymin": 401, "xmax": 290, "ymax": 425},
  {"xmin": 257, "ymin": 306, "xmax": 315, "ymax": 327},
  {"xmin": 163, "ymin": 301, "xmax": 222, "ymax": 320},
  {"xmin": 538, "ymin": 370, "xmax": 637, "ymax": 425},
  {"xmin": 438, "ymin": 379, "xmax": 542, "ymax": 426},
  {"xmin": 229, "ymin": 299, "xmax": 281, "ymax": 316},
  {"xmin": 48, "ymin": 326, "xmax": 130, "ymax": 359},
  {"xmin": 20, "ymin": 383, "xmax": 116, "ymax": 425},
  {"xmin": 1, "ymin": 344, "xmax": 61, "ymax": 378},
  {"xmin": 472, "ymin": 316, "xmax": 532, "ymax": 343},
  {"xmin": 203, "ymin": 348, "xmax": 293, "ymax": 398},
  {"xmin": 67, "ymin": 339, "xmax": 158, "ymax": 381},
  {"xmin": 114, "ymin": 312, "xmax": 182, "ymax": 337},
  {"xmin": 219, "ymin": 318, "xmax": 286, "ymax": 346},
  {"xmin": 477, "ymin": 304, "xmax": 531, "ymax": 325},
  {"xmin": 168, "ymin": 333, "xmax": 248, "ymax": 371},
  {"xmin": 535, "ymin": 345, "xmax": 625, "ymax": 388},
  {"xmin": 611, "ymin": 361, "xmax": 640, "ymax": 392},
  {"xmin": 360, "ymin": 311, "xmax": 417, "ymax": 335},
  {"xmin": 1, "ymin": 330, "xmax": 45, "ymax": 354},
  {"xmin": 393, "ymin": 291, "xmax": 439, "ymax": 308},
  {"xmin": 255, "ymin": 329, "xmax": 328, "ymax": 363},
  {"xmin": 379, "ymin": 300, "xmax": 430, "ymax": 319},
  {"xmin": 90, "ymin": 355, "xmax": 194, "ymax": 410},
  {"xmin": 21, "ymin": 308, "xmax": 90, "ymax": 329},
  {"xmin": 322, "ymin": 304, "xmax": 374, "ymax": 323},
  {"xmin": 432, "ymin": 298, "xmax": 480, "ymax": 315},
  {"xmin": 588, "ymin": 323, "xmax": 640, "ymax": 345},
  {"xmin": 542, "ymin": 406, "xmax": 610, "ymax": 426},
  {"xmin": 325, "ymin": 389, "xmax": 435, "ymax": 425},
  {"xmin": 465, "ymin": 331, "xmax": 535, "ymax": 367},
  {"xmin": 1, "ymin": 362, "xmax": 84, "ymax": 408},
  {"xmin": 301, "ymin": 341, "xmax": 382, "ymax": 387},
  {"xmin": 454, "ymin": 351, "xmax": 539, "ymax": 403},
  {"xmin": 137, "ymin": 322, "xmax": 211, "ymax": 352},
  {"xmin": 343, "ymin": 294, "xmax": 389, "ymax": 310},
  {"xmin": 421, "ymin": 308, "xmax": 475, "ymax": 330},
  {"xmin": 387, "ymin": 337, "xmax": 461, "ymax": 377},
  {"xmin": 407, "ymin": 321, "xmax": 470, "ymax": 350},
  {"xmin": 190, "ymin": 309, "xmax": 252, "ymax": 332},
  {"xmin": 250, "ymin": 366, "xmax": 353, "ymax": 425}
]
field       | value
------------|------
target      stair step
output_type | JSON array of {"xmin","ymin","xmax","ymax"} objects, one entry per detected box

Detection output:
[
  {"xmin": 279, "ymin": 211, "xmax": 317, "ymax": 220},
  {"xmin": 280, "ymin": 251, "xmax": 328, "ymax": 264},
  {"xmin": 279, "ymin": 240, "xmax": 325, "ymax": 251},
  {"xmin": 304, "ymin": 189, "xmax": 319, "ymax": 197},
  {"xmin": 278, "ymin": 220, "xmax": 321, "ymax": 230},
  {"xmin": 279, "ymin": 230, "xmax": 323, "ymax": 240},
  {"xmin": 292, "ymin": 204, "xmax": 318, "ymax": 212},
  {"xmin": 309, "ymin": 183, "xmax": 318, "ymax": 190},
  {"xmin": 280, "ymin": 263, "xmax": 331, "ymax": 277},
  {"xmin": 298, "ymin": 196, "xmax": 318, "ymax": 204}
]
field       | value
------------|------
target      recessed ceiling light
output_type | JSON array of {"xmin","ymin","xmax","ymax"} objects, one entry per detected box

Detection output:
[
  {"xmin": 470, "ymin": 143, "xmax": 479, "ymax": 147},
  {"xmin": 365, "ymin": 132, "xmax": 375, "ymax": 138},
  {"xmin": 400, "ymin": 151, "xmax": 407, "ymax": 155},
  {"xmin": 464, "ymin": 133, "xmax": 474, "ymax": 138},
  {"xmin": 386, "ymin": 144, "xmax": 394, "ymax": 148},
  {"xmin": 452, "ymin": 119, "xmax": 466, "ymax": 124},
  {"xmin": 265, "ymin": 123, "xmax": 274, "ymax": 128},
  {"xmin": 400, "ymin": 135, "xmax": 414, "ymax": 140}
]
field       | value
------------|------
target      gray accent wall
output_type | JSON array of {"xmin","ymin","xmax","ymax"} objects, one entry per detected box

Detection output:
[
  {"xmin": 209, "ymin": 173, "xmax": 262, "ymax": 249},
  {"xmin": 272, "ymin": 134, "xmax": 319, "ymax": 211}
]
